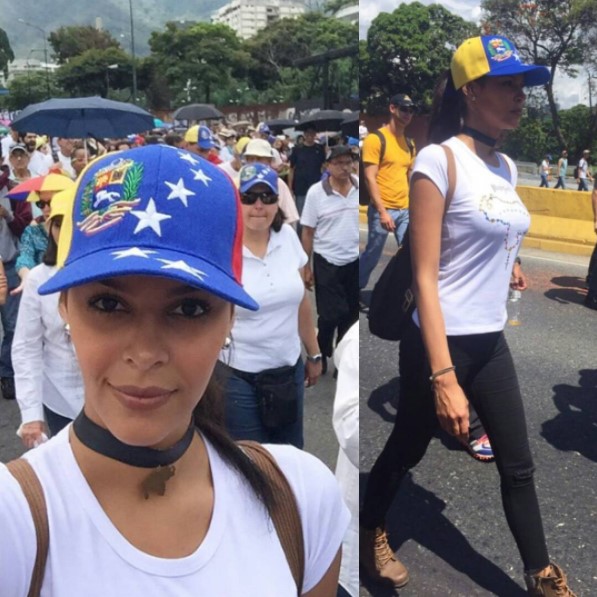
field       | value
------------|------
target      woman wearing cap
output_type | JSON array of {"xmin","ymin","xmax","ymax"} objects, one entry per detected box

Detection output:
[
  {"xmin": 360, "ymin": 36, "xmax": 576, "ymax": 595},
  {"xmin": 0, "ymin": 146, "xmax": 349, "ymax": 596},
  {"xmin": 13, "ymin": 191, "xmax": 84, "ymax": 448},
  {"xmin": 219, "ymin": 163, "xmax": 322, "ymax": 449}
]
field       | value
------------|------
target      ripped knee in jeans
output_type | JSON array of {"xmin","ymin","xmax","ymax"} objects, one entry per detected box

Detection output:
[{"xmin": 503, "ymin": 465, "xmax": 536, "ymax": 488}]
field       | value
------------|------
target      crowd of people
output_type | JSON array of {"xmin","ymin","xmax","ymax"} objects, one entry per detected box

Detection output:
[{"xmin": 0, "ymin": 115, "xmax": 360, "ymax": 596}]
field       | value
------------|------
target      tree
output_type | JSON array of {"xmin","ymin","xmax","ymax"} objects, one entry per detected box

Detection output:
[
  {"xmin": 49, "ymin": 26, "xmax": 122, "ymax": 64},
  {"xmin": 55, "ymin": 47, "xmax": 133, "ymax": 98},
  {"xmin": 245, "ymin": 14, "xmax": 357, "ymax": 104},
  {"xmin": 0, "ymin": 27, "xmax": 15, "ymax": 79},
  {"xmin": 481, "ymin": 0, "xmax": 597, "ymax": 148},
  {"xmin": 361, "ymin": 2, "xmax": 478, "ymax": 113},
  {"xmin": 149, "ymin": 22, "xmax": 248, "ymax": 104},
  {"xmin": 4, "ymin": 72, "xmax": 63, "ymax": 110}
]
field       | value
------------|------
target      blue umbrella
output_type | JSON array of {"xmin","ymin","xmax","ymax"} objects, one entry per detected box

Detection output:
[{"xmin": 11, "ymin": 96, "xmax": 155, "ymax": 138}]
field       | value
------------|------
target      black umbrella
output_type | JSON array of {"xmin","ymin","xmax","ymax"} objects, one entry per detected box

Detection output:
[
  {"xmin": 11, "ymin": 96, "xmax": 155, "ymax": 138},
  {"xmin": 340, "ymin": 112, "xmax": 359, "ymax": 138},
  {"xmin": 173, "ymin": 103, "xmax": 224, "ymax": 121},
  {"xmin": 295, "ymin": 110, "xmax": 346, "ymax": 132},
  {"xmin": 265, "ymin": 118, "xmax": 298, "ymax": 133}
]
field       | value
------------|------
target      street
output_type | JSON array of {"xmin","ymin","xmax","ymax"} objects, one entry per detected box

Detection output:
[{"xmin": 359, "ymin": 231, "xmax": 597, "ymax": 596}]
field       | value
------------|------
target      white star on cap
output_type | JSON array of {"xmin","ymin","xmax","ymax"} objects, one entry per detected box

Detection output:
[
  {"xmin": 191, "ymin": 168, "xmax": 212, "ymax": 186},
  {"xmin": 178, "ymin": 152, "xmax": 200, "ymax": 166},
  {"xmin": 156, "ymin": 259, "xmax": 206, "ymax": 280},
  {"xmin": 112, "ymin": 247, "xmax": 158, "ymax": 259},
  {"xmin": 165, "ymin": 178, "xmax": 196, "ymax": 207},
  {"xmin": 131, "ymin": 198, "xmax": 172, "ymax": 237}
]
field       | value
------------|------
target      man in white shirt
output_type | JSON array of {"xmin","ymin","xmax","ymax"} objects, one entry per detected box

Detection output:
[
  {"xmin": 19, "ymin": 132, "xmax": 53, "ymax": 177},
  {"xmin": 1, "ymin": 129, "xmax": 18, "ymax": 166},
  {"xmin": 300, "ymin": 145, "xmax": 359, "ymax": 373},
  {"xmin": 55, "ymin": 138, "xmax": 77, "ymax": 179},
  {"xmin": 577, "ymin": 149, "xmax": 593, "ymax": 191}
]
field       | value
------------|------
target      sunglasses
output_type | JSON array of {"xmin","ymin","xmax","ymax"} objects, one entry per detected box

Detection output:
[
  {"xmin": 399, "ymin": 106, "xmax": 416, "ymax": 114},
  {"xmin": 240, "ymin": 191, "xmax": 278, "ymax": 205},
  {"xmin": 36, "ymin": 200, "xmax": 52, "ymax": 209}
]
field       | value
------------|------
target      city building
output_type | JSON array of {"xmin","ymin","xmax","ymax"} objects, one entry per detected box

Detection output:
[
  {"xmin": 212, "ymin": 0, "xmax": 305, "ymax": 39},
  {"xmin": 333, "ymin": 2, "xmax": 358, "ymax": 25}
]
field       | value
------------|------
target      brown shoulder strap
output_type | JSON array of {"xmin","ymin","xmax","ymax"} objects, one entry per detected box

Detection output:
[
  {"xmin": 6, "ymin": 459, "xmax": 49, "ymax": 597},
  {"xmin": 238, "ymin": 441, "xmax": 305, "ymax": 595},
  {"xmin": 441, "ymin": 144, "xmax": 457, "ymax": 210}
]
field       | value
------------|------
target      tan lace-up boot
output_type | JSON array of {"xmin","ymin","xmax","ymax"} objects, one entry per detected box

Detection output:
[
  {"xmin": 359, "ymin": 526, "xmax": 409, "ymax": 588},
  {"xmin": 525, "ymin": 563, "xmax": 577, "ymax": 596}
]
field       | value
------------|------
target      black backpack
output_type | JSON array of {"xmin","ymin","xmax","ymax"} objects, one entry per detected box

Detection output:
[
  {"xmin": 360, "ymin": 130, "xmax": 414, "ymax": 206},
  {"xmin": 573, "ymin": 164, "xmax": 580, "ymax": 179}
]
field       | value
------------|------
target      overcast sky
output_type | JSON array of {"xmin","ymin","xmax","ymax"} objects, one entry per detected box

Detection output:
[{"xmin": 360, "ymin": 0, "xmax": 587, "ymax": 109}]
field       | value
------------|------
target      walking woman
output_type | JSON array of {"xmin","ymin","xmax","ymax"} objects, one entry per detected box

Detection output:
[
  {"xmin": 219, "ymin": 163, "xmax": 322, "ymax": 449},
  {"xmin": 0, "ymin": 146, "xmax": 349, "ymax": 596},
  {"xmin": 13, "ymin": 191, "xmax": 84, "ymax": 448},
  {"xmin": 360, "ymin": 36, "xmax": 576, "ymax": 596}
]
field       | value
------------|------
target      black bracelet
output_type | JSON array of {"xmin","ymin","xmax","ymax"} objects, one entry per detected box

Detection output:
[{"xmin": 515, "ymin": 256, "xmax": 522, "ymax": 265}]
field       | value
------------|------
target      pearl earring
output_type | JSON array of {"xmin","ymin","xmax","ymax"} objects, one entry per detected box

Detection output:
[{"xmin": 222, "ymin": 337, "xmax": 231, "ymax": 349}]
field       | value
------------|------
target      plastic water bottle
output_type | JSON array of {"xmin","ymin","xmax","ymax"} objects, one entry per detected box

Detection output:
[{"xmin": 508, "ymin": 289, "xmax": 522, "ymax": 326}]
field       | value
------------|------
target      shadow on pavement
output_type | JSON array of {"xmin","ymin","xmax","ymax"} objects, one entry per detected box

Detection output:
[
  {"xmin": 544, "ymin": 276, "xmax": 587, "ymax": 305},
  {"xmin": 359, "ymin": 472, "xmax": 527, "ymax": 596},
  {"xmin": 541, "ymin": 369, "xmax": 597, "ymax": 463},
  {"xmin": 367, "ymin": 376, "xmax": 399, "ymax": 423}
]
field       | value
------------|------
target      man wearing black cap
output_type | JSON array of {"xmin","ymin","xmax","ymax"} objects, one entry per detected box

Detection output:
[
  {"xmin": 359, "ymin": 94, "xmax": 416, "ymax": 303},
  {"xmin": 300, "ymin": 145, "xmax": 359, "ymax": 374}
]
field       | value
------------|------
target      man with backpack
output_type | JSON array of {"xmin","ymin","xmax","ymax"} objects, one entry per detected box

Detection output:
[
  {"xmin": 359, "ymin": 94, "xmax": 416, "ymax": 302},
  {"xmin": 576, "ymin": 149, "xmax": 593, "ymax": 191}
]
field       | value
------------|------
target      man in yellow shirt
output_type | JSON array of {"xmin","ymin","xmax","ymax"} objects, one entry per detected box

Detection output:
[{"xmin": 359, "ymin": 94, "xmax": 416, "ymax": 294}]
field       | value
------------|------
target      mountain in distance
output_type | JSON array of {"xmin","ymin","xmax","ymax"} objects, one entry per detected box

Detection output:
[{"xmin": 2, "ymin": 0, "xmax": 228, "ymax": 59}]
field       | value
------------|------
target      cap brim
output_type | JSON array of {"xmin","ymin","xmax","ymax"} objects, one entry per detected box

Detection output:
[
  {"xmin": 239, "ymin": 180, "xmax": 278, "ymax": 194},
  {"xmin": 38, "ymin": 245, "xmax": 259, "ymax": 311},
  {"xmin": 487, "ymin": 63, "xmax": 550, "ymax": 87}
]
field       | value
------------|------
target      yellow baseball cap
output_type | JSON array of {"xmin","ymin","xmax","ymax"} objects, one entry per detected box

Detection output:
[
  {"xmin": 184, "ymin": 125, "xmax": 200, "ymax": 143},
  {"xmin": 235, "ymin": 136, "xmax": 251, "ymax": 156},
  {"xmin": 451, "ymin": 36, "xmax": 550, "ymax": 90}
]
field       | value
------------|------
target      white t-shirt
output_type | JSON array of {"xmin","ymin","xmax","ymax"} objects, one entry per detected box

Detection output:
[
  {"xmin": 412, "ymin": 137, "xmax": 530, "ymax": 335},
  {"xmin": 13, "ymin": 264, "xmax": 84, "ymax": 423},
  {"xmin": 579, "ymin": 157, "xmax": 589, "ymax": 179},
  {"xmin": 222, "ymin": 224, "xmax": 308, "ymax": 372},
  {"xmin": 300, "ymin": 177, "xmax": 359, "ymax": 266},
  {"xmin": 28, "ymin": 150, "xmax": 53, "ymax": 177},
  {"xmin": 0, "ymin": 429, "xmax": 350, "ymax": 596}
]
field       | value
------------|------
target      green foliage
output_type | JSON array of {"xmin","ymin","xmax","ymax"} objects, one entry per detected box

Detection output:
[
  {"xmin": 244, "ymin": 14, "xmax": 357, "ymax": 103},
  {"xmin": 0, "ymin": 27, "xmax": 15, "ymax": 79},
  {"xmin": 149, "ymin": 22, "xmax": 248, "ymax": 104},
  {"xmin": 360, "ymin": 2, "xmax": 478, "ymax": 113},
  {"xmin": 324, "ymin": 0, "xmax": 356, "ymax": 14},
  {"xmin": 3, "ymin": 72, "xmax": 64, "ymax": 110},
  {"xmin": 49, "ymin": 26, "xmax": 122, "ymax": 64},
  {"xmin": 55, "ymin": 47, "xmax": 133, "ymax": 98}
]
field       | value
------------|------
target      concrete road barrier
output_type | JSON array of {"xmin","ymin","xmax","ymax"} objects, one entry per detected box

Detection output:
[{"xmin": 358, "ymin": 186, "xmax": 596, "ymax": 256}]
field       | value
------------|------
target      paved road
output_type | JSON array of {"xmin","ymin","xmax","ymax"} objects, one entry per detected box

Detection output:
[{"xmin": 359, "ymin": 231, "xmax": 597, "ymax": 596}]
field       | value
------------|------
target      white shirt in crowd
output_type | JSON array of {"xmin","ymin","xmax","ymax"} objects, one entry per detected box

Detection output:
[
  {"xmin": 1, "ymin": 135, "xmax": 16, "ymax": 165},
  {"xmin": 540, "ymin": 159, "xmax": 550, "ymax": 175},
  {"xmin": 333, "ymin": 322, "xmax": 359, "ymax": 597},
  {"xmin": 13, "ymin": 264, "xmax": 84, "ymax": 424},
  {"xmin": 578, "ymin": 157, "xmax": 590, "ymax": 180},
  {"xmin": 28, "ymin": 150, "xmax": 53, "ymax": 177},
  {"xmin": 57, "ymin": 151, "xmax": 76, "ymax": 178},
  {"xmin": 0, "ymin": 430, "xmax": 350, "ymax": 596},
  {"xmin": 300, "ymin": 176, "xmax": 360, "ymax": 266},
  {"xmin": 411, "ymin": 136, "xmax": 529, "ymax": 335},
  {"xmin": 222, "ymin": 224, "xmax": 307, "ymax": 372}
]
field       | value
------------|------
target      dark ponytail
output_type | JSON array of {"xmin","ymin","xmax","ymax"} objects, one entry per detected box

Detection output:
[
  {"xmin": 428, "ymin": 70, "xmax": 467, "ymax": 144},
  {"xmin": 192, "ymin": 372, "xmax": 276, "ymax": 514}
]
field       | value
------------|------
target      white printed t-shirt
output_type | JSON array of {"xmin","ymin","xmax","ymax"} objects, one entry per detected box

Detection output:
[
  {"xmin": 0, "ymin": 428, "xmax": 350, "ymax": 596},
  {"xmin": 411, "ymin": 137, "xmax": 530, "ymax": 335}
]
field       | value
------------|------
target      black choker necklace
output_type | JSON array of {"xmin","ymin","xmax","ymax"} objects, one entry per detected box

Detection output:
[
  {"xmin": 462, "ymin": 125, "xmax": 498, "ymax": 148},
  {"xmin": 73, "ymin": 411, "xmax": 195, "ymax": 499}
]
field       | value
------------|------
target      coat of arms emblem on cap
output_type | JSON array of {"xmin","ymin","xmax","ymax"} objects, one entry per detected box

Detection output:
[
  {"xmin": 78, "ymin": 158, "xmax": 143, "ymax": 235},
  {"xmin": 487, "ymin": 38, "xmax": 514, "ymax": 62}
]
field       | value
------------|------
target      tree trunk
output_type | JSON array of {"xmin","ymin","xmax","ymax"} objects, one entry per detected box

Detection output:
[{"xmin": 545, "ymin": 80, "xmax": 566, "ymax": 148}]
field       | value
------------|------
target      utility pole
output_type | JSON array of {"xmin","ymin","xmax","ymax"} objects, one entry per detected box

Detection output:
[
  {"xmin": 18, "ymin": 19, "xmax": 51, "ymax": 98},
  {"xmin": 129, "ymin": 0, "xmax": 138, "ymax": 103}
]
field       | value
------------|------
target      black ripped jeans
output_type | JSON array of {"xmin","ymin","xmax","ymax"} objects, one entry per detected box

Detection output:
[{"xmin": 361, "ymin": 322, "xmax": 550, "ymax": 572}]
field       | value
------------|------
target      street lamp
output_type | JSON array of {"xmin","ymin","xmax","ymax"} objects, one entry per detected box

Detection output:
[
  {"xmin": 128, "ymin": 0, "xmax": 138, "ymax": 103},
  {"xmin": 18, "ymin": 19, "xmax": 51, "ymax": 98}
]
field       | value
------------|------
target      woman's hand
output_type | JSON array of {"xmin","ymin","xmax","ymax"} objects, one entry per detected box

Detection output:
[
  {"xmin": 433, "ymin": 376, "xmax": 469, "ymax": 444},
  {"xmin": 20, "ymin": 421, "xmax": 47, "ymax": 449},
  {"xmin": 305, "ymin": 359, "xmax": 322, "ymax": 388},
  {"xmin": 510, "ymin": 262, "xmax": 527, "ymax": 291}
]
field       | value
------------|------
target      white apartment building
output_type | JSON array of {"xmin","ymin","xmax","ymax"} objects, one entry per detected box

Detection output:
[{"xmin": 212, "ymin": 0, "xmax": 305, "ymax": 39}]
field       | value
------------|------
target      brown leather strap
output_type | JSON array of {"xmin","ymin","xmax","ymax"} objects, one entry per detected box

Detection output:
[
  {"xmin": 6, "ymin": 459, "xmax": 49, "ymax": 597},
  {"xmin": 238, "ymin": 441, "xmax": 305, "ymax": 595},
  {"xmin": 441, "ymin": 144, "xmax": 457, "ymax": 209}
]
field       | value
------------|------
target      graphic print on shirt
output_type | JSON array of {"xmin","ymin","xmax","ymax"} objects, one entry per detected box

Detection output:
[{"xmin": 477, "ymin": 180, "xmax": 529, "ymax": 267}]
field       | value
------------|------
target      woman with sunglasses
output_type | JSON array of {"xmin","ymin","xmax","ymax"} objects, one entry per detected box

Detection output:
[
  {"xmin": 13, "ymin": 192, "xmax": 84, "ymax": 448},
  {"xmin": 219, "ymin": 163, "xmax": 322, "ymax": 449},
  {"xmin": 0, "ymin": 146, "xmax": 349, "ymax": 596}
]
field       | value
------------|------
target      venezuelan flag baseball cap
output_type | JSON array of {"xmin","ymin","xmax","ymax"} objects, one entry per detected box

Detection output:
[
  {"xmin": 451, "ymin": 36, "xmax": 550, "ymax": 90},
  {"xmin": 38, "ymin": 145, "xmax": 258, "ymax": 311},
  {"xmin": 239, "ymin": 163, "xmax": 278, "ymax": 194}
]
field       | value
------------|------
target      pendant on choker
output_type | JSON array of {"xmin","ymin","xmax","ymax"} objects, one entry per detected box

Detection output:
[
  {"xmin": 73, "ymin": 411, "xmax": 195, "ymax": 500},
  {"xmin": 461, "ymin": 125, "xmax": 498, "ymax": 148}
]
